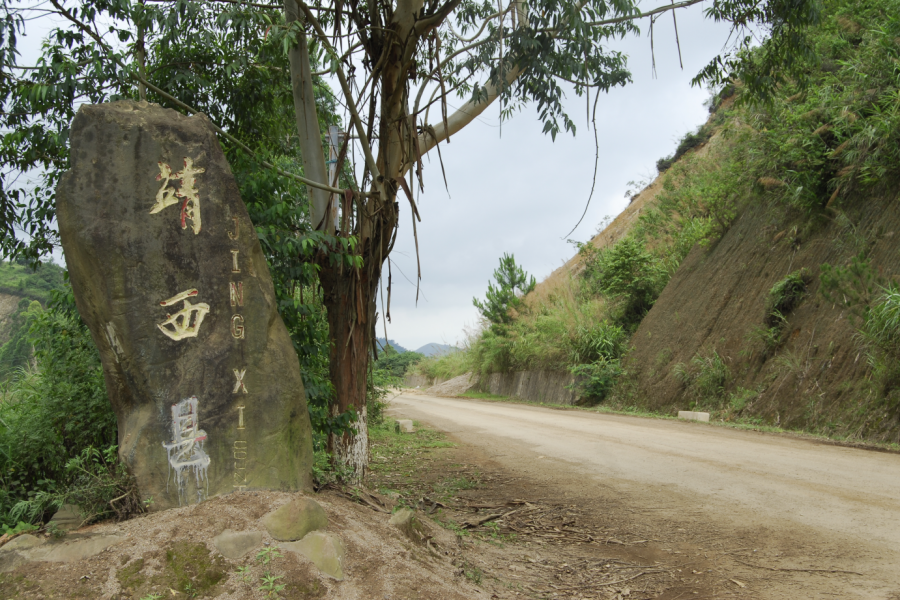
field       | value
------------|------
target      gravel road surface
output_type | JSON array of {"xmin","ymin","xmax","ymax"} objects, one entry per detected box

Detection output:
[{"xmin": 390, "ymin": 392, "xmax": 900, "ymax": 599}]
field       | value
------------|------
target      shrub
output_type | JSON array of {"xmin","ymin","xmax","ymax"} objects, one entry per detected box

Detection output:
[
  {"xmin": 656, "ymin": 126, "xmax": 714, "ymax": 173},
  {"xmin": 820, "ymin": 252, "xmax": 884, "ymax": 319},
  {"xmin": 366, "ymin": 366, "xmax": 393, "ymax": 427},
  {"xmin": 374, "ymin": 348, "xmax": 424, "ymax": 380},
  {"xmin": 728, "ymin": 387, "xmax": 758, "ymax": 412},
  {"xmin": 0, "ymin": 298, "xmax": 41, "ymax": 381},
  {"xmin": 407, "ymin": 348, "xmax": 469, "ymax": 381},
  {"xmin": 0, "ymin": 290, "xmax": 123, "ymax": 527},
  {"xmin": 567, "ymin": 321, "xmax": 628, "ymax": 364},
  {"xmin": 8, "ymin": 445, "xmax": 141, "ymax": 527},
  {"xmin": 568, "ymin": 358, "xmax": 624, "ymax": 404},
  {"xmin": 766, "ymin": 269, "xmax": 809, "ymax": 326},
  {"xmin": 580, "ymin": 237, "xmax": 667, "ymax": 329},
  {"xmin": 746, "ymin": 325, "xmax": 782, "ymax": 356},
  {"xmin": 858, "ymin": 285, "xmax": 900, "ymax": 396},
  {"xmin": 673, "ymin": 350, "xmax": 730, "ymax": 405}
]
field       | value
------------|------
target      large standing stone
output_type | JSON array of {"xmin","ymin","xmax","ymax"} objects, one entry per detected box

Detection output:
[{"xmin": 56, "ymin": 101, "xmax": 314, "ymax": 509}]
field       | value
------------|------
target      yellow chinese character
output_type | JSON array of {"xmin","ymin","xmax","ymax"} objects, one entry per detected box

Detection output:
[
  {"xmin": 150, "ymin": 157, "xmax": 205, "ymax": 235},
  {"xmin": 157, "ymin": 289, "xmax": 210, "ymax": 341}
]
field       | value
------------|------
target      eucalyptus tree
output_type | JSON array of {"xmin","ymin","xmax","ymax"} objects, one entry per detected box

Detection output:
[{"xmin": 1, "ymin": 0, "xmax": 820, "ymax": 480}]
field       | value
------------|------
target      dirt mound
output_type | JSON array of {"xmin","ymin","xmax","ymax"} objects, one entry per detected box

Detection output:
[
  {"xmin": 423, "ymin": 372, "xmax": 477, "ymax": 396},
  {"xmin": 0, "ymin": 490, "xmax": 487, "ymax": 599}
]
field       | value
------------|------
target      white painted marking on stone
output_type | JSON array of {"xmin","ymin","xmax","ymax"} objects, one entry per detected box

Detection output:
[
  {"xmin": 104, "ymin": 322, "xmax": 124, "ymax": 363},
  {"xmin": 162, "ymin": 396, "xmax": 210, "ymax": 504}
]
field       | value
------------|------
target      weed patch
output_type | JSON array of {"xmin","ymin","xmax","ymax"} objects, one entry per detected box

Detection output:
[{"xmin": 164, "ymin": 541, "xmax": 227, "ymax": 597}]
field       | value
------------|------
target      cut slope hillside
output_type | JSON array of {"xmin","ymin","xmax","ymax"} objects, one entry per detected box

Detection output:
[
  {"xmin": 626, "ymin": 192, "xmax": 900, "ymax": 441},
  {"xmin": 527, "ymin": 116, "xmax": 726, "ymax": 305}
]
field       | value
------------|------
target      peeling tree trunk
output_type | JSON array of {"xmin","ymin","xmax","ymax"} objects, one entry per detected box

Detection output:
[
  {"xmin": 317, "ymin": 256, "xmax": 379, "ymax": 480},
  {"xmin": 280, "ymin": 0, "xmax": 434, "ymax": 483},
  {"xmin": 284, "ymin": 0, "xmax": 332, "ymax": 232}
]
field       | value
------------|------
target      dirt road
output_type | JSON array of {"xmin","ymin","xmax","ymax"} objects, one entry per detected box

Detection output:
[{"xmin": 389, "ymin": 392, "xmax": 900, "ymax": 599}]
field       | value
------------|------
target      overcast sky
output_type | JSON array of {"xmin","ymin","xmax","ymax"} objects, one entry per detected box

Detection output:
[{"xmin": 381, "ymin": 7, "xmax": 737, "ymax": 351}]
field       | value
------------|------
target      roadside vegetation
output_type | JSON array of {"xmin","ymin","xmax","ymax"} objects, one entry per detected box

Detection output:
[
  {"xmin": 0, "ymin": 259, "xmax": 66, "ymax": 305},
  {"xmin": 402, "ymin": 0, "xmax": 900, "ymax": 442}
]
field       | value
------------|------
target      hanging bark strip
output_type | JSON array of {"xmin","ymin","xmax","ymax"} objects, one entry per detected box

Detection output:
[
  {"xmin": 395, "ymin": 177, "xmax": 422, "ymax": 302},
  {"xmin": 434, "ymin": 31, "xmax": 451, "ymax": 144},
  {"xmin": 386, "ymin": 258, "xmax": 392, "ymax": 323},
  {"xmin": 423, "ymin": 125, "xmax": 450, "ymax": 195},
  {"xmin": 670, "ymin": 0, "xmax": 684, "ymax": 69},
  {"xmin": 411, "ymin": 115, "xmax": 424, "ymax": 191}
]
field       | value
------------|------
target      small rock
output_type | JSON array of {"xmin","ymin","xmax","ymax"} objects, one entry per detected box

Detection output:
[
  {"xmin": 213, "ymin": 529, "xmax": 263, "ymax": 559},
  {"xmin": 42, "ymin": 534, "xmax": 127, "ymax": 562},
  {"xmin": 395, "ymin": 419, "xmax": 415, "ymax": 433},
  {"xmin": 1, "ymin": 534, "xmax": 45, "ymax": 552},
  {"xmin": 282, "ymin": 532, "xmax": 346, "ymax": 580},
  {"xmin": 262, "ymin": 497, "xmax": 328, "ymax": 541},
  {"xmin": 48, "ymin": 504, "xmax": 82, "ymax": 531},
  {"xmin": 389, "ymin": 508, "xmax": 427, "ymax": 544}
]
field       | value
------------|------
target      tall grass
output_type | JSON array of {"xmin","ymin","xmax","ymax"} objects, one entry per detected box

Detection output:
[
  {"xmin": 407, "ymin": 349, "xmax": 470, "ymax": 381},
  {"xmin": 859, "ymin": 285, "xmax": 900, "ymax": 397}
]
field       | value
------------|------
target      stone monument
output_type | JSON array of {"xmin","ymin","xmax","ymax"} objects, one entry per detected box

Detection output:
[{"xmin": 57, "ymin": 101, "xmax": 314, "ymax": 509}]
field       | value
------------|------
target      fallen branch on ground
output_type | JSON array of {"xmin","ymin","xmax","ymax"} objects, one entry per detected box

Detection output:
[{"xmin": 733, "ymin": 558, "xmax": 863, "ymax": 576}]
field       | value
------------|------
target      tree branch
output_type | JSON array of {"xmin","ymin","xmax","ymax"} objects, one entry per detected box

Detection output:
[
  {"xmin": 581, "ymin": 0, "xmax": 705, "ymax": 28},
  {"xmin": 445, "ymin": 5, "xmax": 510, "ymax": 43},
  {"xmin": 415, "ymin": 0, "xmax": 464, "ymax": 36},
  {"xmin": 296, "ymin": 0, "xmax": 386, "ymax": 199}
]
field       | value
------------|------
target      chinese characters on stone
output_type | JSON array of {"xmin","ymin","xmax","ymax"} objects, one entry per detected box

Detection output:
[
  {"xmin": 157, "ymin": 289, "xmax": 210, "ymax": 341},
  {"xmin": 151, "ymin": 157, "xmax": 205, "ymax": 234}
]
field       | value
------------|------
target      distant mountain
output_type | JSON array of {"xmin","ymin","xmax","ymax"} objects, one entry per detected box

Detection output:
[
  {"xmin": 415, "ymin": 343, "xmax": 457, "ymax": 357},
  {"xmin": 375, "ymin": 337, "xmax": 408, "ymax": 354}
]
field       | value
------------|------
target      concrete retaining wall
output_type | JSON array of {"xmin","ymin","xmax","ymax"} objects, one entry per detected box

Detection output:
[
  {"xmin": 403, "ymin": 374, "xmax": 449, "ymax": 388},
  {"xmin": 479, "ymin": 370, "xmax": 579, "ymax": 405}
]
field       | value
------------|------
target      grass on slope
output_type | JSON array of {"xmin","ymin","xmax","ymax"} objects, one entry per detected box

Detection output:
[{"xmin": 0, "ymin": 259, "xmax": 66, "ymax": 305}]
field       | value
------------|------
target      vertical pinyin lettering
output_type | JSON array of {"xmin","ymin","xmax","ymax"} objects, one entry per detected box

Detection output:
[
  {"xmin": 230, "ymin": 223, "xmax": 247, "ymax": 492},
  {"xmin": 227, "ymin": 216, "xmax": 240, "ymax": 240},
  {"xmin": 229, "ymin": 281, "xmax": 244, "ymax": 307},
  {"xmin": 232, "ymin": 369, "xmax": 248, "ymax": 394},
  {"xmin": 231, "ymin": 314, "xmax": 245, "ymax": 339},
  {"xmin": 233, "ymin": 440, "xmax": 248, "ymax": 490}
]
